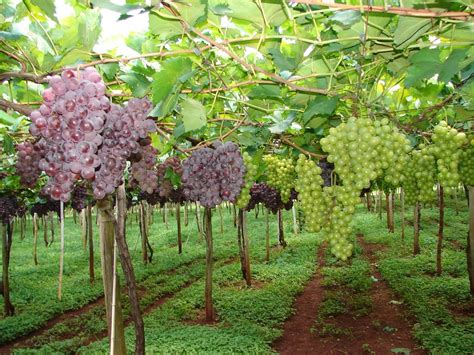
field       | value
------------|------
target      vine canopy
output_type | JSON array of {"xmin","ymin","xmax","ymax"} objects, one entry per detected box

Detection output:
[{"xmin": 0, "ymin": 0, "xmax": 473, "ymax": 159}]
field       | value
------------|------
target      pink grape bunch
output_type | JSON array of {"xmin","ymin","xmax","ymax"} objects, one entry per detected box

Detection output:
[
  {"xmin": 93, "ymin": 99, "xmax": 156, "ymax": 199},
  {"xmin": 182, "ymin": 141, "xmax": 246, "ymax": 208},
  {"xmin": 131, "ymin": 143, "xmax": 159, "ymax": 194},
  {"xmin": 22, "ymin": 67, "xmax": 158, "ymax": 201},
  {"xmin": 28, "ymin": 67, "xmax": 109, "ymax": 201},
  {"xmin": 15, "ymin": 140, "xmax": 46, "ymax": 187},
  {"xmin": 157, "ymin": 156, "xmax": 183, "ymax": 198}
]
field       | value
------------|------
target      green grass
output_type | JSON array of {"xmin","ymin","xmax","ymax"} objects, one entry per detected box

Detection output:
[{"xmin": 2, "ymin": 194, "xmax": 473, "ymax": 354}]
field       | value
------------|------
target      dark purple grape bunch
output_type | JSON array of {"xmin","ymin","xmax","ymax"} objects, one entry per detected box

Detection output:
[
  {"xmin": 182, "ymin": 142, "xmax": 246, "ymax": 208},
  {"xmin": 318, "ymin": 158, "xmax": 334, "ymax": 187},
  {"xmin": 30, "ymin": 196, "xmax": 60, "ymax": 217},
  {"xmin": 246, "ymin": 182, "xmax": 296, "ymax": 214},
  {"xmin": 70, "ymin": 185, "xmax": 94, "ymax": 211},
  {"xmin": 0, "ymin": 196, "xmax": 24, "ymax": 224},
  {"xmin": 29, "ymin": 67, "xmax": 109, "ymax": 202},
  {"xmin": 15, "ymin": 140, "xmax": 46, "ymax": 187},
  {"xmin": 138, "ymin": 191, "xmax": 167, "ymax": 207}
]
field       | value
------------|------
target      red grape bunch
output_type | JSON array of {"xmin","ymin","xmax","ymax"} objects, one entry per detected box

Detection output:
[
  {"xmin": 182, "ymin": 142, "xmax": 246, "ymax": 208},
  {"xmin": 28, "ymin": 67, "xmax": 109, "ymax": 201},
  {"xmin": 0, "ymin": 196, "xmax": 24, "ymax": 224},
  {"xmin": 94, "ymin": 98, "xmax": 156, "ymax": 199},
  {"xmin": 157, "ymin": 156, "xmax": 183, "ymax": 198},
  {"xmin": 131, "ymin": 143, "xmax": 159, "ymax": 194},
  {"xmin": 15, "ymin": 140, "xmax": 46, "ymax": 187}
]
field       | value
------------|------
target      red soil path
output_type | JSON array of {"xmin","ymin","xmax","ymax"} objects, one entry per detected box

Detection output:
[{"xmin": 273, "ymin": 237, "xmax": 425, "ymax": 354}]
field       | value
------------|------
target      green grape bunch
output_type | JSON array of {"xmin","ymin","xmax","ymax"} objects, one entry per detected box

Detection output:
[
  {"xmin": 460, "ymin": 140, "xmax": 474, "ymax": 186},
  {"xmin": 263, "ymin": 155, "xmax": 295, "ymax": 203},
  {"xmin": 322, "ymin": 185, "xmax": 357, "ymax": 261},
  {"xmin": 429, "ymin": 121, "xmax": 467, "ymax": 188},
  {"xmin": 374, "ymin": 119, "xmax": 412, "ymax": 187},
  {"xmin": 403, "ymin": 145, "xmax": 436, "ymax": 205},
  {"xmin": 295, "ymin": 155, "xmax": 325, "ymax": 232},
  {"xmin": 235, "ymin": 152, "xmax": 258, "ymax": 209}
]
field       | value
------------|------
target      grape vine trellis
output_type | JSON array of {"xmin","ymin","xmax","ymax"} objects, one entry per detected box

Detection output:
[{"xmin": 0, "ymin": 1, "xmax": 473, "ymax": 354}]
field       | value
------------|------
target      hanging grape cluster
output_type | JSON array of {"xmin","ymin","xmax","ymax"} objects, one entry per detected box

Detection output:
[
  {"xmin": 263, "ymin": 155, "xmax": 295, "ymax": 203},
  {"xmin": 246, "ymin": 183, "xmax": 296, "ymax": 214},
  {"xmin": 182, "ymin": 142, "xmax": 245, "ymax": 208},
  {"xmin": 318, "ymin": 159, "xmax": 334, "ymax": 187},
  {"xmin": 30, "ymin": 197, "xmax": 60, "ymax": 217},
  {"xmin": 94, "ymin": 99, "xmax": 155, "ymax": 198},
  {"xmin": 0, "ymin": 196, "xmax": 25, "ymax": 224},
  {"xmin": 403, "ymin": 145, "xmax": 436, "ymax": 205},
  {"xmin": 157, "ymin": 156, "xmax": 183, "ymax": 198},
  {"xmin": 295, "ymin": 155, "xmax": 325, "ymax": 232},
  {"xmin": 70, "ymin": 185, "xmax": 94, "ymax": 212},
  {"xmin": 429, "ymin": 121, "xmax": 467, "ymax": 187},
  {"xmin": 22, "ymin": 68, "xmax": 157, "ymax": 201},
  {"xmin": 15, "ymin": 141, "xmax": 46, "ymax": 187},
  {"xmin": 460, "ymin": 141, "xmax": 474, "ymax": 186},
  {"xmin": 131, "ymin": 144, "xmax": 159, "ymax": 194},
  {"xmin": 235, "ymin": 152, "xmax": 257, "ymax": 209},
  {"xmin": 322, "ymin": 186, "xmax": 357, "ymax": 261}
]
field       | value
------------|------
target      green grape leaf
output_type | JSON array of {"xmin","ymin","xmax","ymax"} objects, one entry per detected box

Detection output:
[
  {"xmin": 405, "ymin": 48, "xmax": 441, "ymax": 87},
  {"xmin": 151, "ymin": 57, "xmax": 193, "ymax": 117},
  {"xmin": 91, "ymin": 0, "xmax": 141, "ymax": 14},
  {"xmin": 149, "ymin": 12, "xmax": 183, "ymax": 40},
  {"xmin": 181, "ymin": 98, "xmax": 207, "ymax": 132},
  {"xmin": 394, "ymin": 17, "xmax": 431, "ymax": 49},
  {"xmin": 2, "ymin": 134, "xmax": 14, "ymax": 155},
  {"xmin": 118, "ymin": 72, "xmax": 150, "ymax": 97},
  {"xmin": 248, "ymin": 85, "xmax": 282, "ymax": 99},
  {"xmin": 303, "ymin": 95, "xmax": 338, "ymax": 124},
  {"xmin": 98, "ymin": 63, "xmax": 120, "ymax": 81},
  {"xmin": 439, "ymin": 48, "xmax": 469, "ymax": 83},
  {"xmin": 30, "ymin": 0, "xmax": 58, "ymax": 22},
  {"xmin": 330, "ymin": 10, "xmax": 361, "ymax": 28},
  {"xmin": 268, "ymin": 48, "xmax": 298, "ymax": 72}
]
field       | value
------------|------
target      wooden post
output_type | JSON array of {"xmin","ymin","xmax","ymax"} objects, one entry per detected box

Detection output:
[
  {"xmin": 401, "ymin": 189, "xmax": 405, "ymax": 240},
  {"xmin": 233, "ymin": 205, "xmax": 237, "ymax": 227},
  {"xmin": 82, "ymin": 209, "xmax": 87, "ymax": 250},
  {"xmin": 436, "ymin": 185, "xmax": 444, "ymax": 276},
  {"xmin": 87, "ymin": 205, "xmax": 95, "ymax": 283},
  {"xmin": 33, "ymin": 213, "xmax": 38, "ymax": 265},
  {"xmin": 195, "ymin": 203, "xmax": 202, "ymax": 239},
  {"xmin": 2, "ymin": 222, "xmax": 14, "ymax": 316},
  {"xmin": 58, "ymin": 201, "xmax": 65, "ymax": 301},
  {"xmin": 237, "ymin": 209, "xmax": 246, "ymax": 280},
  {"xmin": 242, "ymin": 210, "xmax": 251, "ymax": 286},
  {"xmin": 390, "ymin": 192, "xmax": 395, "ymax": 233},
  {"xmin": 413, "ymin": 202, "xmax": 421, "ymax": 255},
  {"xmin": 184, "ymin": 202, "xmax": 188, "ymax": 226},
  {"xmin": 42, "ymin": 215, "xmax": 48, "ymax": 247},
  {"xmin": 97, "ymin": 196, "xmax": 126, "ymax": 355},
  {"xmin": 219, "ymin": 205, "xmax": 223, "ymax": 235},
  {"xmin": 278, "ymin": 209, "xmax": 287, "ymax": 247},
  {"xmin": 378, "ymin": 190, "xmax": 383, "ymax": 219},
  {"xmin": 48, "ymin": 212, "xmax": 55, "ymax": 245},
  {"xmin": 265, "ymin": 208, "xmax": 270, "ymax": 262},
  {"xmin": 139, "ymin": 201, "xmax": 148, "ymax": 263},
  {"xmin": 204, "ymin": 207, "xmax": 214, "ymax": 321},
  {"xmin": 177, "ymin": 204, "xmax": 182, "ymax": 254},
  {"xmin": 115, "ymin": 185, "xmax": 145, "ymax": 355},
  {"xmin": 20, "ymin": 215, "xmax": 25, "ymax": 240},
  {"xmin": 467, "ymin": 186, "xmax": 474, "ymax": 296},
  {"xmin": 292, "ymin": 205, "xmax": 298, "ymax": 235}
]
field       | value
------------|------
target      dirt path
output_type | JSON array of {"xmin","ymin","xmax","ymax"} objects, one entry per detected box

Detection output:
[
  {"xmin": 273, "ymin": 243, "xmax": 326, "ymax": 354},
  {"xmin": 273, "ymin": 237, "xmax": 425, "ymax": 354}
]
